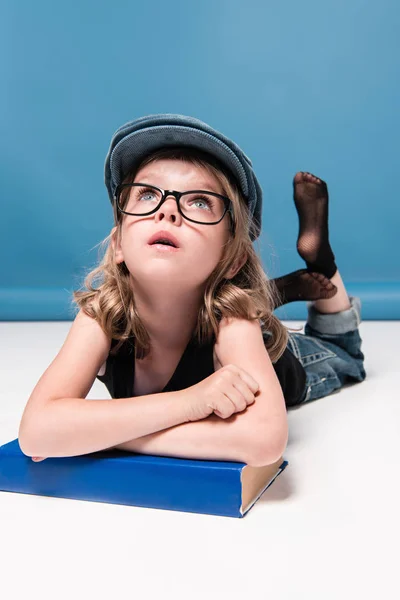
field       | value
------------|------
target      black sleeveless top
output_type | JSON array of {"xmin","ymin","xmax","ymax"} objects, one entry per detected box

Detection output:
[{"xmin": 96, "ymin": 331, "xmax": 307, "ymax": 408}]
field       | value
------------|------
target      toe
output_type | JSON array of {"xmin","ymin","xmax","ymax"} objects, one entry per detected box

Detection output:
[
  {"xmin": 310, "ymin": 272, "xmax": 325, "ymax": 282},
  {"xmin": 293, "ymin": 172, "xmax": 305, "ymax": 185}
]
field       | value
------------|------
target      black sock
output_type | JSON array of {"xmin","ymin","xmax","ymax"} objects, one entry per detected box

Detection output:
[
  {"xmin": 271, "ymin": 269, "xmax": 338, "ymax": 309},
  {"xmin": 293, "ymin": 172, "xmax": 338, "ymax": 279}
]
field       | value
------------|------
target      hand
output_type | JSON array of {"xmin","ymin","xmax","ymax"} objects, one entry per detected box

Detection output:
[
  {"xmin": 31, "ymin": 456, "xmax": 47, "ymax": 462},
  {"xmin": 183, "ymin": 364, "xmax": 260, "ymax": 422}
]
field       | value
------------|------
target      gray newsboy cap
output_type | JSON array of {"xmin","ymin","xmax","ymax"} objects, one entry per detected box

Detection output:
[{"xmin": 104, "ymin": 113, "xmax": 263, "ymax": 241}]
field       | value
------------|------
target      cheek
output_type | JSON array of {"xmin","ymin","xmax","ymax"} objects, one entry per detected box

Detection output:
[{"xmin": 196, "ymin": 239, "xmax": 227, "ymax": 273}]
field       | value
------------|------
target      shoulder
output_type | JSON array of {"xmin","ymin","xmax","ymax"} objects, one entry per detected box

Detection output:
[
  {"xmin": 217, "ymin": 315, "xmax": 263, "ymax": 337},
  {"xmin": 214, "ymin": 316, "xmax": 265, "ymax": 364}
]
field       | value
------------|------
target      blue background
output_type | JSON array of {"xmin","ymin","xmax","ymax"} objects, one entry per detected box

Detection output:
[{"xmin": 1, "ymin": 0, "xmax": 399, "ymax": 321}]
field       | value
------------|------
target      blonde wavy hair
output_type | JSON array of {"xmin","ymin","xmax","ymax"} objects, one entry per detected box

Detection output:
[{"xmin": 72, "ymin": 147, "xmax": 296, "ymax": 362}]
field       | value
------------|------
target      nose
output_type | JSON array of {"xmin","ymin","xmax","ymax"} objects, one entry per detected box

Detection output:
[{"xmin": 155, "ymin": 193, "xmax": 182, "ymax": 222}]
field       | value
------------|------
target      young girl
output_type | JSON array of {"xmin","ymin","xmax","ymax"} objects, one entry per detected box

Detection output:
[{"xmin": 21, "ymin": 114, "xmax": 366, "ymax": 466}]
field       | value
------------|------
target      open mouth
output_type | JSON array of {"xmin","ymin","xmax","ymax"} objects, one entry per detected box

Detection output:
[
  {"xmin": 148, "ymin": 231, "xmax": 181, "ymax": 248},
  {"xmin": 150, "ymin": 240, "xmax": 176, "ymax": 247},
  {"xmin": 148, "ymin": 240, "xmax": 180, "ymax": 251}
]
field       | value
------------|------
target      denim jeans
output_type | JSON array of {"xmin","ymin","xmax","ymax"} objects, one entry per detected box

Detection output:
[{"xmin": 286, "ymin": 296, "xmax": 367, "ymax": 405}]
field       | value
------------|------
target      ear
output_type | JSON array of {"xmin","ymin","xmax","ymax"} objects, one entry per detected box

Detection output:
[
  {"xmin": 225, "ymin": 252, "xmax": 247, "ymax": 280},
  {"xmin": 111, "ymin": 226, "xmax": 124, "ymax": 264}
]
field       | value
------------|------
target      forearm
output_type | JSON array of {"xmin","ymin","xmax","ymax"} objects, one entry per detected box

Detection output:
[
  {"xmin": 18, "ymin": 391, "xmax": 189, "ymax": 458},
  {"xmin": 114, "ymin": 413, "xmax": 255, "ymax": 465}
]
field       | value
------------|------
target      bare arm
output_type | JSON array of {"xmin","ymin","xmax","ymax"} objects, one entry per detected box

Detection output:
[
  {"xmin": 111, "ymin": 316, "xmax": 291, "ymax": 468},
  {"xmin": 18, "ymin": 308, "xmax": 210, "ymax": 459},
  {"xmin": 20, "ymin": 310, "xmax": 286, "ymax": 466},
  {"xmin": 113, "ymin": 412, "xmax": 273, "ymax": 467},
  {"xmin": 18, "ymin": 392, "xmax": 194, "ymax": 458}
]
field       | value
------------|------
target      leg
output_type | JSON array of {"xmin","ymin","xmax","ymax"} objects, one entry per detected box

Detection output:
[
  {"xmin": 283, "ymin": 173, "xmax": 366, "ymax": 405},
  {"xmin": 291, "ymin": 171, "xmax": 350, "ymax": 314},
  {"xmin": 310, "ymin": 268, "xmax": 351, "ymax": 314},
  {"xmin": 288, "ymin": 292, "xmax": 367, "ymax": 406},
  {"xmin": 271, "ymin": 171, "xmax": 340, "ymax": 309}
]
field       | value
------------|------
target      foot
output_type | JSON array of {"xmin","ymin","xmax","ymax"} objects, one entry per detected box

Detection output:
[
  {"xmin": 293, "ymin": 171, "xmax": 338, "ymax": 279},
  {"xmin": 271, "ymin": 268, "xmax": 338, "ymax": 309}
]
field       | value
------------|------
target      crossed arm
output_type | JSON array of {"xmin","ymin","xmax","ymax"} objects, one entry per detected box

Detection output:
[
  {"xmin": 32, "ymin": 318, "xmax": 288, "ymax": 467},
  {"xmin": 114, "ymin": 411, "xmax": 261, "ymax": 465},
  {"xmin": 114, "ymin": 318, "xmax": 288, "ymax": 467}
]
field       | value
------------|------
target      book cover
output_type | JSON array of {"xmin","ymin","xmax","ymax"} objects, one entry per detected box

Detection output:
[{"xmin": 0, "ymin": 438, "xmax": 288, "ymax": 518}]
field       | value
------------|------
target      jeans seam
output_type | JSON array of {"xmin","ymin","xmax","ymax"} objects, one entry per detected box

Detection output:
[
  {"xmin": 289, "ymin": 333, "xmax": 337, "ymax": 364},
  {"xmin": 302, "ymin": 373, "xmax": 338, "ymax": 403},
  {"xmin": 288, "ymin": 333, "xmax": 302, "ymax": 362}
]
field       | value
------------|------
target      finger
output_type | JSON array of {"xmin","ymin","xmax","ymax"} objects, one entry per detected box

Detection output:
[{"xmin": 232, "ymin": 378, "xmax": 256, "ymax": 404}]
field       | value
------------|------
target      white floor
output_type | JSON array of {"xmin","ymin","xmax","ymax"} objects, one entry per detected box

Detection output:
[{"xmin": 0, "ymin": 320, "xmax": 398, "ymax": 600}]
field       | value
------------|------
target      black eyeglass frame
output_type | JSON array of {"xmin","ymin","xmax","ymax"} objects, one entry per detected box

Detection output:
[{"xmin": 114, "ymin": 183, "xmax": 236, "ymax": 232}]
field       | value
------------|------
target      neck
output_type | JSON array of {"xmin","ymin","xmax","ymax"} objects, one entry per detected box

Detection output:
[{"xmin": 131, "ymin": 280, "xmax": 205, "ymax": 354}]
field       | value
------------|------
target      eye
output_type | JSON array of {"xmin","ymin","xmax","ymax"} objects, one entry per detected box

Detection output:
[
  {"xmin": 191, "ymin": 194, "xmax": 216, "ymax": 210},
  {"xmin": 137, "ymin": 186, "xmax": 158, "ymax": 200}
]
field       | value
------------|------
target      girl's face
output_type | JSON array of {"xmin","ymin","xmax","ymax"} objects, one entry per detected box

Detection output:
[{"xmin": 113, "ymin": 158, "xmax": 232, "ymax": 291}]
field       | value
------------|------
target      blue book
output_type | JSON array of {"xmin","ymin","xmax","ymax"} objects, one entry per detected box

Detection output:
[{"xmin": 0, "ymin": 438, "xmax": 288, "ymax": 518}]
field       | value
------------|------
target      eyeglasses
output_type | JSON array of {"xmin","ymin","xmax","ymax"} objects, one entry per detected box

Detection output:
[{"xmin": 114, "ymin": 183, "xmax": 235, "ymax": 230}]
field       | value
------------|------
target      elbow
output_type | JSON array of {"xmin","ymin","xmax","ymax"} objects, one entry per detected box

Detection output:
[
  {"xmin": 18, "ymin": 430, "xmax": 34, "ymax": 457},
  {"xmin": 246, "ymin": 424, "xmax": 289, "ymax": 468},
  {"xmin": 18, "ymin": 419, "xmax": 44, "ymax": 458},
  {"xmin": 18, "ymin": 401, "xmax": 58, "ymax": 457},
  {"xmin": 19, "ymin": 432, "xmax": 50, "ymax": 459}
]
